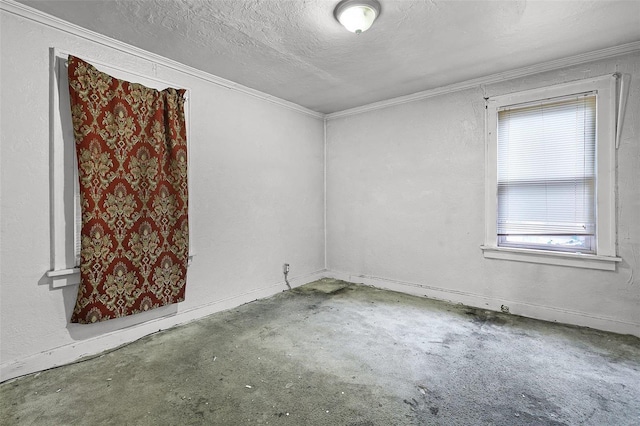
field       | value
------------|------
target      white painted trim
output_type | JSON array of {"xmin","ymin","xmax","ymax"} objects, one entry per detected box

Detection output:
[
  {"xmin": 325, "ymin": 270, "xmax": 640, "ymax": 337},
  {"xmin": 0, "ymin": 269, "xmax": 327, "ymax": 383},
  {"xmin": 602, "ymin": 76, "xmax": 618, "ymax": 256},
  {"xmin": 46, "ymin": 268, "xmax": 80, "ymax": 289},
  {"xmin": 56, "ymin": 48, "xmax": 188, "ymax": 92},
  {"xmin": 0, "ymin": 0, "xmax": 324, "ymax": 120},
  {"xmin": 326, "ymin": 41, "xmax": 640, "ymax": 119},
  {"xmin": 49, "ymin": 48, "xmax": 74, "ymax": 275},
  {"xmin": 481, "ymin": 246, "xmax": 621, "ymax": 271},
  {"xmin": 489, "ymin": 74, "xmax": 613, "ymax": 103},
  {"xmin": 483, "ymin": 96, "xmax": 496, "ymax": 249},
  {"xmin": 46, "ymin": 268, "xmax": 79, "ymax": 278}
]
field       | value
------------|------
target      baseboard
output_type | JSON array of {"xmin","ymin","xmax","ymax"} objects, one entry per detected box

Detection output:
[
  {"xmin": 325, "ymin": 270, "xmax": 640, "ymax": 338},
  {"xmin": 0, "ymin": 269, "xmax": 326, "ymax": 383}
]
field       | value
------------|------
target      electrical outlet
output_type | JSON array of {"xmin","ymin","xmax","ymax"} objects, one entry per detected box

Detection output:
[{"xmin": 283, "ymin": 263, "xmax": 290, "ymax": 274}]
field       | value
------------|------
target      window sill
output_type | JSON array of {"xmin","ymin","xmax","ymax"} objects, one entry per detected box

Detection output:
[
  {"xmin": 46, "ymin": 267, "xmax": 80, "ymax": 288},
  {"xmin": 46, "ymin": 255, "xmax": 196, "ymax": 288},
  {"xmin": 481, "ymin": 246, "xmax": 621, "ymax": 271}
]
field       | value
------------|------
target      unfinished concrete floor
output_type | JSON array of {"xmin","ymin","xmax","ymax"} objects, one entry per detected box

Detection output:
[{"xmin": 2, "ymin": 279, "xmax": 639, "ymax": 425}]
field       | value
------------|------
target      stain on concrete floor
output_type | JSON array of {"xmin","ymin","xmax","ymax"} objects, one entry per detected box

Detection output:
[{"xmin": 2, "ymin": 279, "xmax": 639, "ymax": 425}]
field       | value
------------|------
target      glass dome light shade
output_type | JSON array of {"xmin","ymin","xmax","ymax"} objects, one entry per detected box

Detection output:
[{"xmin": 335, "ymin": 0, "xmax": 380, "ymax": 34}]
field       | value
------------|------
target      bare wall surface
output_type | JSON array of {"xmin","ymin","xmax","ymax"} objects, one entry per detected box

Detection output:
[
  {"xmin": 326, "ymin": 52, "xmax": 640, "ymax": 336},
  {"xmin": 0, "ymin": 10, "xmax": 324, "ymax": 379}
]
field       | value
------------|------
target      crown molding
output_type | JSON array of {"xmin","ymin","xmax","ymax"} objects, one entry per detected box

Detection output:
[
  {"xmin": 0, "ymin": 0, "xmax": 325, "ymax": 119},
  {"xmin": 326, "ymin": 41, "xmax": 640, "ymax": 120}
]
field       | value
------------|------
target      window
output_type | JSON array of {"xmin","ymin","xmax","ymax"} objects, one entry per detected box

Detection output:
[
  {"xmin": 47, "ymin": 48, "xmax": 194, "ymax": 287},
  {"xmin": 482, "ymin": 76, "xmax": 621, "ymax": 271},
  {"xmin": 497, "ymin": 94, "xmax": 596, "ymax": 253}
]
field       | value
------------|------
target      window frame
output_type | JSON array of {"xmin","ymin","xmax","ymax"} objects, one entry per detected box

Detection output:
[
  {"xmin": 482, "ymin": 76, "xmax": 621, "ymax": 271},
  {"xmin": 47, "ymin": 48, "xmax": 194, "ymax": 287}
]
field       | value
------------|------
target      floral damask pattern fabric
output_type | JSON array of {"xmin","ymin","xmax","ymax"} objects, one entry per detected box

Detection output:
[{"xmin": 68, "ymin": 55, "xmax": 189, "ymax": 323}]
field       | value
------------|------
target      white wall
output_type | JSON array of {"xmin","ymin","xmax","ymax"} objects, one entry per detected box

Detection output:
[
  {"xmin": 0, "ymin": 8, "xmax": 325, "ymax": 381},
  {"xmin": 326, "ymin": 52, "xmax": 640, "ymax": 336}
]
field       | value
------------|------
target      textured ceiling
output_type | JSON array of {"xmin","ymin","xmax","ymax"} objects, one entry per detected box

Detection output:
[{"xmin": 17, "ymin": 0, "xmax": 640, "ymax": 113}]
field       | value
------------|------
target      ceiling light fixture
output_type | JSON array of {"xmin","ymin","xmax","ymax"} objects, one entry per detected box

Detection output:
[{"xmin": 334, "ymin": 0, "xmax": 381, "ymax": 34}]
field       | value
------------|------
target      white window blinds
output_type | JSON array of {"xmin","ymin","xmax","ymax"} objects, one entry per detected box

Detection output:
[{"xmin": 497, "ymin": 93, "xmax": 596, "ymax": 237}]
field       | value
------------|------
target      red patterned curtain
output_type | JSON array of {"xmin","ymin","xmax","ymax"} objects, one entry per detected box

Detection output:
[{"xmin": 67, "ymin": 56, "xmax": 189, "ymax": 324}]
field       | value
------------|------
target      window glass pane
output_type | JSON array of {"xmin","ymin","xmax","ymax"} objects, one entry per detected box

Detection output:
[{"xmin": 501, "ymin": 235, "xmax": 592, "ymax": 252}]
